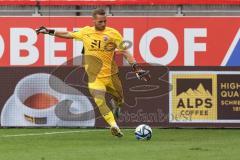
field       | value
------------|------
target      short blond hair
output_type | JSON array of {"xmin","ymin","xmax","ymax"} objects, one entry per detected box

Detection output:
[{"xmin": 92, "ymin": 8, "xmax": 106, "ymax": 18}]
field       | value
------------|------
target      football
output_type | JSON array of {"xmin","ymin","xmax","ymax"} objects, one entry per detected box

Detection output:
[{"xmin": 134, "ymin": 124, "xmax": 152, "ymax": 140}]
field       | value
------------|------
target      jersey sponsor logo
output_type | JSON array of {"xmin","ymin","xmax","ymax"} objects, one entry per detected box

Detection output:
[{"xmin": 90, "ymin": 39, "xmax": 101, "ymax": 49}]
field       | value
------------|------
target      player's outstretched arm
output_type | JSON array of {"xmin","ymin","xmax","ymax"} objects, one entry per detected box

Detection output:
[
  {"xmin": 35, "ymin": 26, "xmax": 73, "ymax": 39},
  {"xmin": 120, "ymin": 50, "xmax": 151, "ymax": 82}
]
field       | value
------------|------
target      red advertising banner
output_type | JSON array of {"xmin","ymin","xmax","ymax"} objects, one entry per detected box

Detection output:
[
  {"xmin": 1, "ymin": 0, "xmax": 240, "ymax": 5},
  {"xmin": 0, "ymin": 17, "xmax": 240, "ymax": 66}
]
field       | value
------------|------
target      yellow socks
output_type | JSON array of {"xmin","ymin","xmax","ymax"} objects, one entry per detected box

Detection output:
[
  {"xmin": 93, "ymin": 96, "xmax": 118, "ymax": 128},
  {"xmin": 103, "ymin": 111, "xmax": 118, "ymax": 127}
]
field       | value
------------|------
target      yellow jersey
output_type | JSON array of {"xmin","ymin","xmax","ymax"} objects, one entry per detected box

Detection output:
[{"xmin": 70, "ymin": 26, "xmax": 123, "ymax": 78}]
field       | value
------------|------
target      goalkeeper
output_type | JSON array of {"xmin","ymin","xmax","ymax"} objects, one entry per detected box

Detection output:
[{"xmin": 36, "ymin": 8, "xmax": 150, "ymax": 137}]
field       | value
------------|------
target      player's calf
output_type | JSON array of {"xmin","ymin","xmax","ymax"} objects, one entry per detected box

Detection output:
[{"xmin": 110, "ymin": 99, "xmax": 121, "ymax": 119}]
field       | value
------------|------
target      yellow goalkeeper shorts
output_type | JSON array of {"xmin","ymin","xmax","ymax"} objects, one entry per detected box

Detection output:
[{"xmin": 88, "ymin": 74, "xmax": 124, "ymax": 106}]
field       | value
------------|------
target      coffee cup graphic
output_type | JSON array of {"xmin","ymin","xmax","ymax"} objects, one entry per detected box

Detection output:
[{"xmin": 1, "ymin": 73, "xmax": 95, "ymax": 127}]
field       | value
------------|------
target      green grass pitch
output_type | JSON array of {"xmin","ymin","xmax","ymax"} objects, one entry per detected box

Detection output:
[{"xmin": 0, "ymin": 128, "xmax": 239, "ymax": 160}]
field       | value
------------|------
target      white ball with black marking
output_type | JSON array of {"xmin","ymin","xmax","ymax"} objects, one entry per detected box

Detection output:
[{"xmin": 135, "ymin": 124, "xmax": 152, "ymax": 140}]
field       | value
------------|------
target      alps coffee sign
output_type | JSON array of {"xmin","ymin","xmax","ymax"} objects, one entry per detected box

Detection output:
[{"xmin": 170, "ymin": 71, "xmax": 240, "ymax": 123}]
